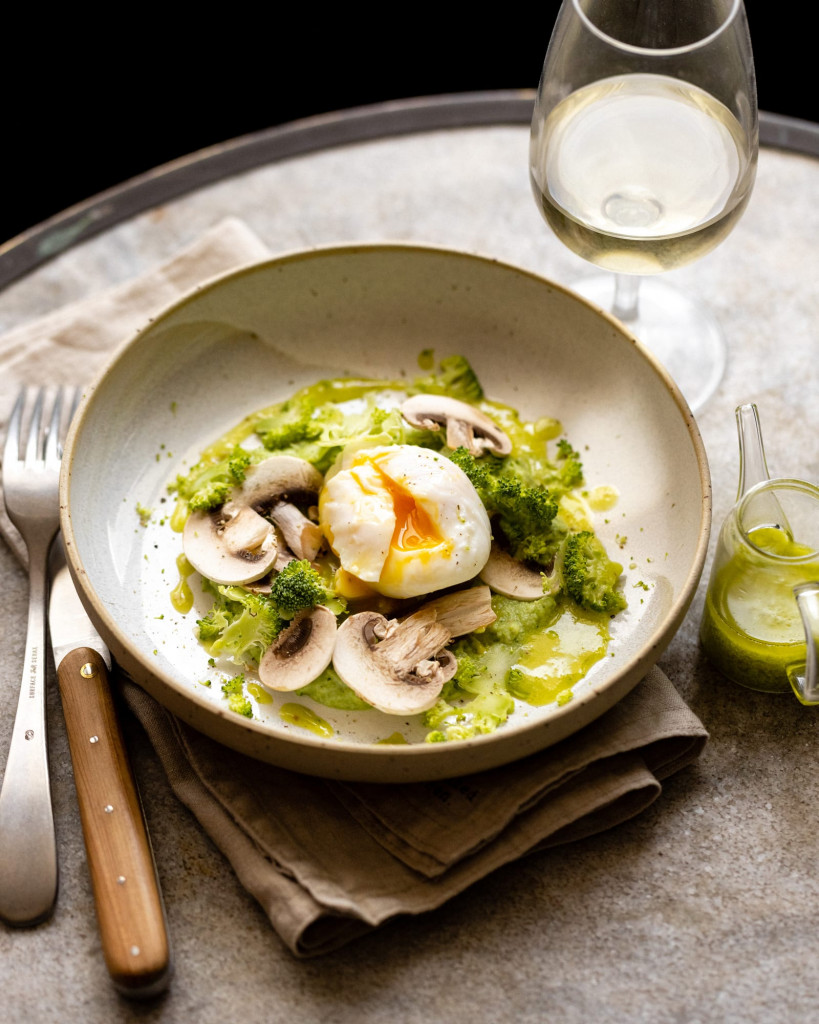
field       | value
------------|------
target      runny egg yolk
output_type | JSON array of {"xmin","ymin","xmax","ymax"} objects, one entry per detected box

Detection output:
[
  {"xmin": 355, "ymin": 455, "xmax": 447, "ymax": 555},
  {"xmin": 318, "ymin": 444, "xmax": 492, "ymax": 600}
]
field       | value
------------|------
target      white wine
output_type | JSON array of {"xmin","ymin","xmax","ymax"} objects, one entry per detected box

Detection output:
[{"xmin": 530, "ymin": 73, "xmax": 756, "ymax": 274}]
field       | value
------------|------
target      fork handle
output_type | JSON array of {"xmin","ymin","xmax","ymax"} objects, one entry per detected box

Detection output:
[
  {"xmin": 0, "ymin": 547, "xmax": 58, "ymax": 926},
  {"xmin": 57, "ymin": 647, "xmax": 172, "ymax": 998}
]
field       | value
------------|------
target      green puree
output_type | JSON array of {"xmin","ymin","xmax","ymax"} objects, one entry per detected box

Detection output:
[
  {"xmin": 175, "ymin": 375, "xmax": 565, "ymax": 480},
  {"xmin": 296, "ymin": 591, "xmax": 613, "ymax": 738},
  {"xmin": 169, "ymin": 356, "xmax": 625, "ymax": 741},
  {"xmin": 421, "ymin": 593, "xmax": 612, "ymax": 742},
  {"xmin": 700, "ymin": 526, "xmax": 819, "ymax": 693}
]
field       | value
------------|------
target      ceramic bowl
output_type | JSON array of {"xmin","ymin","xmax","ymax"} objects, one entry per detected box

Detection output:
[{"xmin": 60, "ymin": 243, "xmax": 710, "ymax": 782}]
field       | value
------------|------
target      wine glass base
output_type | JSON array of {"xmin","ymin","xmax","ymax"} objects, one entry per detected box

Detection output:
[{"xmin": 571, "ymin": 275, "xmax": 727, "ymax": 414}]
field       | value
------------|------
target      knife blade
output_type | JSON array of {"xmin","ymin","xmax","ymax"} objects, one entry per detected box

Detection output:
[{"xmin": 49, "ymin": 540, "xmax": 172, "ymax": 998}]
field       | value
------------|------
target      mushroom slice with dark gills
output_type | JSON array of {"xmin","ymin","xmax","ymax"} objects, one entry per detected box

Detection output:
[
  {"xmin": 183, "ymin": 504, "xmax": 279, "ymax": 586},
  {"xmin": 258, "ymin": 606, "xmax": 337, "ymax": 692},
  {"xmin": 183, "ymin": 455, "xmax": 324, "ymax": 586},
  {"xmin": 332, "ymin": 585, "xmax": 496, "ymax": 716},
  {"xmin": 332, "ymin": 610, "xmax": 454, "ymax": 716},
  {"xmin": 400, "ymin": 394, "xmax": 512, "ymax": 457},
  {"xmin": 240, "ymin": 456, "xmax": 325, "ymax": 560}
]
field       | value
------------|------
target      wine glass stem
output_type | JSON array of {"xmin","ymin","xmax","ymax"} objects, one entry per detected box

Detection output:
[{"xmin": 612, "ymin": 274, "xmax": 641, "ymax": 323}]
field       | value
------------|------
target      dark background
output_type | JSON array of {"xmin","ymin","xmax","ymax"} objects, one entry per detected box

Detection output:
[{"xmin": 4, "ymin": 9, "xmax": 807, "ymax": 247}]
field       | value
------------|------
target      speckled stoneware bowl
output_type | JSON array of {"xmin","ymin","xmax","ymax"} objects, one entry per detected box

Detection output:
[{"xmin": 60, "ymin": 243, "xmax": 711, "ymax": 783}]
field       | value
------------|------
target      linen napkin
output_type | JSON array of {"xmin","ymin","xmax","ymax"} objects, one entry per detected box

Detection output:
[{"xmin": 0, "ymin": 220, "xmax": 708, "ymax": 957}]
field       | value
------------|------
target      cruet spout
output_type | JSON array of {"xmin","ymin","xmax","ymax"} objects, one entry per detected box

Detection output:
[
  {"xmin": 735, "ymin": 403, "xmax": 791, "ymax": 536},
  {"xmin": 736, "ymin": 403, "xmax": 771, "ymax": 499},
  {"xmin": 789, "ymin": 582, "xmax": 819, "ymax": 705}
]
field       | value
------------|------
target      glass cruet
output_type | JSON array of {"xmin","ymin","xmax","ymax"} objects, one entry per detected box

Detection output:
[{"xmin": 700, "ymin": 403, "xmax": 819, "ymax": 703}]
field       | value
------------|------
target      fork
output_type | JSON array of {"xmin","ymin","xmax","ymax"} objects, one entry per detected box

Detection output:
[{"xmin": 0, "ymin": 386, "xmax": 75, "ymax": 926}]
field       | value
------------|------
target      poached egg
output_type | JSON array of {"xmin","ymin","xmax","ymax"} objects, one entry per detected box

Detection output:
[{"xmin": 318, "ymin": 444, "xmax": 492, "ymax": 599}]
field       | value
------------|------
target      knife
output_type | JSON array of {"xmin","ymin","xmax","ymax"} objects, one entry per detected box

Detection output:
[{"xmin": 49, "ymin": 540, "xmax": 172, "ymax": 998}]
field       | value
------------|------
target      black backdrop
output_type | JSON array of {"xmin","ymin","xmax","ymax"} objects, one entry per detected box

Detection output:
[{"xmin": 4, "ymin": 8, "xmax": 805, "ymax": 247}]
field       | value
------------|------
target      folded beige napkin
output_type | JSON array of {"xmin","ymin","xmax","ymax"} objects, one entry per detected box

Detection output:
[
  {"xmin": 119, "ymin": 669, "xmax": 705, "ymax": 956},
  {"xmin": 0, "ymin": 220, "xmax": 708, "ymax": 957}
]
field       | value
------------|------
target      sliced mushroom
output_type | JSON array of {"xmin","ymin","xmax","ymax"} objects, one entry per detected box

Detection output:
[
  {"xmin": 183, "ymin": 504, "xmax": 278, "ymax": 585},
  {"xmin": 269, "ymin": 501, "xmax": 324, "ymax": 561},
  {"xmin": 403, "ymin": 585, "xmax": 497, "ymax": 634},
  {"xmin": 242, "ymin": 528, "xmax": 294, "ymax": 592},
  {"xmin": 183, "ymin": 455, "xmax": 324, "ymax": 585},
  {"xmin": 479, "ymin": 541, "xmax": 559, "ymax": 600},
  {"xmin": 258, "ymin": 606, "xmax": 337, "ymax": 692},
  {"xmin": 245, "ymin": 576, "xmax": 273, "ymax": 595},
  {"xmin": 272, "ymin": 525, "xmax": 297, "ymax": 573},
  {"xmin": 401, "ymin": 394, "xmax": 512, "ymax": 457},
  {"xmin": 333, "ymin": 609, "xmax": 457, "ymax": 716},
  {"xmin": 240, "ymin": 455, "xmax": 325, "ymax": 514}
]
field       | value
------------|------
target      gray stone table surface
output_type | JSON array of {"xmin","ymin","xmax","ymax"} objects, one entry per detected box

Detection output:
[{"xmin": 0, "ymin": 100, "xmax": 818, "ymax": 1023}]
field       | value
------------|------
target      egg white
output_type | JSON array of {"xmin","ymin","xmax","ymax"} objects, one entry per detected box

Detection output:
[{"xmin": 318, "ymin": 444, "xmax": 492, "ymax": 599}]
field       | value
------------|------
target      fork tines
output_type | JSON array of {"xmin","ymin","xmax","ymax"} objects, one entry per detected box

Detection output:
[{"xmin": 4, "ymin": 386, "xmax": 81, "ymax": 469}]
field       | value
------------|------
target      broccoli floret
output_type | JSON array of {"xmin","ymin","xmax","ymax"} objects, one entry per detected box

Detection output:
[
  {"xmin": 257, "ymin": 417, "xmax": 322, "ymax": 451},
  {"xmin": 253, "ymin": 392, "xmax": 406, "ymax": 472},
  {"xmin": 221, "ymin": 674, "xmax": 253, "ymax": 717},
  {"xmin": 176, "ymin": 445, "xmax": 256, "ymax": 511},
  {"xmin": 562, "ymin": 531, "xmax": 626, "ymax": 614},
  {"xmin": 555, "ymin": 438, "xmax": 584, "ymax": 489},
  {"xmin": 196, "ymin": 606, "xmax": 230, "ymax": 641},
  {"xmin": 269, "ymin": 559, "xmax": 327, "ymax": 618},
  {"xmin": 255, "ymin": 394, "xmax": 323, "ymax": 451},
  {"xmin": 228, "ymin": 447, "xmax": 252, "ymax": 483},
  {"xmin": 413, "ymin": 355, "xmax": 484, "ymax": 402},
  {"xmin": 448, "ymin": 445, "xmax": 491, "ymax": 489},
  {"xmin": 449, "ymin": 447, "xmax": 561, "ymax": 566},
  {"xmin": 491, "ymin": 476, "xmax": 559, "ymax": 561},
  {"xmin": 197, "ymin": 585, "xmax": 283, "ymax": 666},
  {"xmin": 187, "ymin": 480, "xmax": 231, "ymax": 512}
]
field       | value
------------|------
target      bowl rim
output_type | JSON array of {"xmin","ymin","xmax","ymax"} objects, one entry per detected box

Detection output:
[{"xmin": 60, "ymin": 241, "xmax": 712, "ymax": 780}]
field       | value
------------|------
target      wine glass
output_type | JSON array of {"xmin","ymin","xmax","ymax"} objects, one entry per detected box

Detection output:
[{"xmin": 529, "ymin": 0, "xmax": 758, "ymax": 413}]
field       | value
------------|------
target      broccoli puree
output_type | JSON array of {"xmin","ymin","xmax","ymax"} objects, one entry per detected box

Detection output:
[
  {"xmin": 293, "ymin": 593, "xmax": 613, "ymax": 741},
  {"xmin": 170, "ymin": 356, "xmax": 624, "ymax": 740},
  {"xmin": 509, "ymin": 603, "xmax": 612, "ymax": 705},
  {"xmin": 170, "ymin": 373, "xmax": 564, "ymax": 488}
]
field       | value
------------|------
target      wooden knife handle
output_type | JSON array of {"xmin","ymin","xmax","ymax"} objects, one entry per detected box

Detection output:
[{"xmin": 56, "ymin": 647, "xmax": 172, "ymax": 998}]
